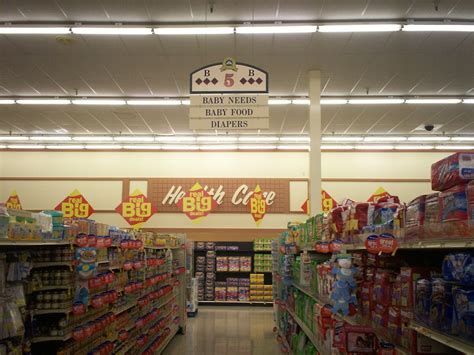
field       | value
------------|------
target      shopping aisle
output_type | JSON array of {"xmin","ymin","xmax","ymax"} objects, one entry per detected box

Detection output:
[{"xmin": 163, "ymin": 306, "xmax": 282, "ymax": 354}]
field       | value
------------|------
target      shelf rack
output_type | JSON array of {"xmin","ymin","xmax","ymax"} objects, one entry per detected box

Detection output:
[
  {"xmin": 0, "ymin": 239, "xmax": 72, "ymax": 246},
  {"xmin": 287, "ymin": 308, "xmax": 325, "ymax": 354},
  {"xmin": 341, "ymin": 238, "xmax": 474, "ymax": 251}
]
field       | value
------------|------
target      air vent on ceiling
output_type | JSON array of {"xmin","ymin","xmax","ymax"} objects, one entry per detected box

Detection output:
[{"xmin": 413, "ymin": 124, "xmax": 443, "ymax": 132}]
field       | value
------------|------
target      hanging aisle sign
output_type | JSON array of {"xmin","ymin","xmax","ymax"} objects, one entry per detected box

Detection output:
[
  {"xmin": 189, "ymin": 57, "xmax": 269, "ymax": 130},
  {"xmin": 115, "ymin": 189, "xmax": 157, "ymax": 227},
  {"xmin": 55, "ymin": 189, "xmax": 95, "ymax": 218},
  {"xmin": 177, "ymin": 182, "xmax": 218, "ymax": 222},
  {"xmin": 249, "ymin": 185, "xmax": 267, "ymax": 226},
  {"xmin": 5, "ymin": 190, "xmax": 22, "ymax": 210}
]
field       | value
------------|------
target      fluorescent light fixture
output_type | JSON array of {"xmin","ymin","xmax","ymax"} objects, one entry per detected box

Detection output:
[
  {"xmin": 277, "ymin": 145, "xmax": 310, "ymax": 150},
  {"xmin": 395, "ymin": 145, "xmax": 434, "ymax": 150},
  {"xmin": 30, "ymin": 136, "xmax": 72, "ymax": 141},
  {"xmin": 435, "ymin": 145, "xmax": 474, "ymax": 150},
  {"xmin": 355, "ymin": 145, "xmax": 394, "ymax": 150},
  {"xmin": 0, "ymin": 27, "xmax": 70, "ymax": 34},
  {"xmin": 0, "ymin": 145, "xmax": 6, "ymax": 149},
  {"xmin": 407, "ymin": 136, "xmax": 451, "ymax": 142},
  {"xmin": 364, "ymin": 136, "xmax": 407, "ymax": 142},
  {"xmin": 155, "ymin": 136, "xmax": 196, "ymax": 143},
  {"xmin": 199, "ymin": 145, "xmax": 238, "ymax": 150},
  {"xmin": 0, "ymin": 136, "xmax": 29, "ymax": 141},
  {"xmin": 321, "ymin": 145, "xmax": 354, "ymax": 150},
  {"xmin": 280, "ymin": 136, "xmax": 310, "ymax": 142},
  {"xmin": 292, "ymin": 99, "xmax": 310, "ymax": 105},
  {"xmin": 196, "ymin": 136, "xmax": 238, "ymax": 142},
  {"xmin": 8, "ymin": 144, "xmax": 45, "ymax": 149},
  {"xmin": 72, "ymin": 99, "xmax": 126, "ymax": 105},
  {"xmin": 85, "ymin": 145, "xmax": 122, "ymax": 150},
  {"xmin": 451, "ymin": 137, "xmax": 474, "ymax": 141},
  {"xmin": 462, "ymin": 99, "xmax": 474, "ymax": 104},
  {"xmin": 403, "ymin": 24, "xmax": 474, "ymax": 32},
  {"xmin": 406, "ymin": 98, "xmax": 461, "ymax": 104},
  {"xmin": 269, "ymin": 99, "xmax": 292, "ymax": 105},
  {"xmin": 181, "ymin": 100, "xmax": 191, "ymax": 105},
  {"xmin": 113, "ymin": 136, "xmax": 154, "ymax": 142},
  {"xmin": 319, "ymin": 24, "xmax": 401, "ymax": 32},
  {"xmin": 72, "ymin": 136, "xmax": 114, "ymax": 142},
  {"xmin": 348, "ymin": 98, "xmax": 405, "ymax": 105},
  {"xmin": 161, "ymin": 145, "xmax": 199, "ymax": 150},
  {"xmin": 155, "ymin": 27, "xmax": 234, "ymax": 35},
  {"xmin": 238, "ymin": 136, "xmax": 279, "ymax": 142},
  {"xmin": 123, "ymin": 145, "xmax": 162, "ymax": 150},
  {"xmin": 46, "ymin": 145, "xmax": 85, "ymax": 150},
  {"xmin": 236, "ymin": 26, "xmax": 316, "ymax": 34},
  {"xmin": 322, "ymin": 136, "xmax": 364, "ymax": 142},
  {"xmin": 72, "ymin": 27, "xmax": 152, "ymax": 35},
  {"xmin": 17, "ymin": 99, "xmax": 71, "ymax": 105},
  {"xmin": 321, "ymin": 99, "xmax": 348, "ymax": 105},
  {"xmin": 127, "ymin": 99, "xmax": 181, "ymax": 105},
  {"xmin": 0, "ymin": 100, "xmax": 15, "ymax": 104},
  {"xmin": 238, "ymin": 145, "xmax": 277, "ymax": 150}
]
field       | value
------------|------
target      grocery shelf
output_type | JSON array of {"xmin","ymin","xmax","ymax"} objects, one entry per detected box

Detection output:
[
  {"xmin": 31, "ymin": 307, "xmax": 72, "ymax": 315},
  {"xmin": 32, "ymin": 285, "xmax": 73, "ymax": 292},
  {"xmin": 277, "ymin": 329, "xmax": 293, "ymax": 355},
  {"xmin": 410, "ymin": 320, "xmax": 474, "ymax": 354},
  {"xmin": 113, "ymin": 301, "xmax": 137, "ymax": 315},
  {"xmin": 199, "ymin": 300, "xmax": 273, "ymax": 305},
  {"xmin": 0, "ymin": 239, "xmax": 71, "ymax": 246},
  {"xmin": 32, "ymin": 261, "xmax": 73, "ymax": 268},
  {"xmin": 287, "ymin": 308, "xmax": 325, "ymax": 354},
  {"xmin": 31, "ymin": 333, "xmax": 72, "ymax": 343},
  {"xmin": 341, "ymin": 238, "xmax": 474, "ymax": 251},
  {"xmin": 156, "ymin": 325, "xmax": 179, "ymax": 354}
]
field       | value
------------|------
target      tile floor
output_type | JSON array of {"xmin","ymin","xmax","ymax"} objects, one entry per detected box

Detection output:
[{"xmin": 163, "ymin": 306, "xmax": 283, "ymax": 354}]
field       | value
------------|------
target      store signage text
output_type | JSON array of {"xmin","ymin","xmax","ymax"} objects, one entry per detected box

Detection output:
[
  {"xmin": 249, "ymin": 185, "xmax": 267, "ymax": 226},
  {"xmin": 177, "ymin": 182, "xmax": 218, "ymax": 221},
  {"xmin": 5, "ymin": 190, "xmax": 22, "ymax": 210},
  {"xmin": 115, "ymin": 189, "xmax": 157, "ymax": 227},
  {"xmin": 162, "ymin": 183, "xmax": 276, "ymax": 207},
  {"xmin": 55, "ymin": 189, "xmax": 94, "ymax": 218}
]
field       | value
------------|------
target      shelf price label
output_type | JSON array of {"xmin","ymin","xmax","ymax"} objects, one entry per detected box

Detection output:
[
  {"xmin": 249, "ymin": 185, "xmax": 267, "ymax": 226},
  {"xmin": 55, "ymin": 189, "xmax": 94, "ymax": 218},
  {"xmin": 5, "ymin": 190, "xmax": 22, "ymax": 210},
  {"xmin": 177, "ymin": 182, "xmax": 218, "ymax": 222},
  {"xmin": 115, "ymin": 189, "xmax": 157, "ymax": 227}
]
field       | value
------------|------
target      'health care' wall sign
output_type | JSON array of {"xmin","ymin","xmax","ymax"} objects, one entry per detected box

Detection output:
[{"xmin": 189, "ymin": 57, "xmax": 269, "ymax": 130}]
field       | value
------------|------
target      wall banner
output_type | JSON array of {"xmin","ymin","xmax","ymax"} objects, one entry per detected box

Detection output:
[
  {"xmin": 115, "ymin": 189, "xmax": 157, "ymax": 227},
  {"xmin": 55, "ymin": 189, "xmax": 95, "ymax": 218},
  {"xmin": 5, "ymin": 190, "xmax": 22, "ymax": 210}
]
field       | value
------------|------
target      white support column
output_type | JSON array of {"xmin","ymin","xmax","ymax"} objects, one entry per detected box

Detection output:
[{"xmin": 309, "ymin": 70, "xmax": 322, "ymax": 214}]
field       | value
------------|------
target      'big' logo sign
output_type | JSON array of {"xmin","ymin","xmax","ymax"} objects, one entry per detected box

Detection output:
[
  {"xmin": 249, "ymin": 185, "xmax": 267, "ymax": 226},
  {"xmin": 55, "ymin": 189, "xmax": 94, "ymax": 218},
  {"xmin": 177, "ymin": 182, "xmax": 218, "ymax": 222},
  {"xmin": 116, "ymin": 189, "xmax": 157, "ymax": 227}
]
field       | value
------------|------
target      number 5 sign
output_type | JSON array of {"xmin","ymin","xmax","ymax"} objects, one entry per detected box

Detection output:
[
  {"xmin": 249, "ymin": 185, "xmax": 267, "ymax": 226},
  {"xmin": 190, "ymin": 57, "xmax": 268, "ymax": 94}
]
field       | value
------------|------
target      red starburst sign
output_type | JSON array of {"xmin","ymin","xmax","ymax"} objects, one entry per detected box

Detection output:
[
  {"xmin": 177, "ymin": 182, "xmax": 218, "ymax": 221},
  {"xmin": 249, "ymin": 185, "xmax": 267, "ymax": 226},
  {"xmin": 115, "ymin": 189, "xmax": 157, "ymax": 227},
  {"xmin": 5, "ymin": 190, "xmax": 22, "ymax": 210}
]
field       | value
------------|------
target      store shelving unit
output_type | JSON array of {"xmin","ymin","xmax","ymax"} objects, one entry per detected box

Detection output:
[
  {"xmin": 341, "ymin": 238, "xmax": 474, "ymax": 251},
  {"xmin": 287, "ymin": 308, "xmax": 325, "ymax": 353}
]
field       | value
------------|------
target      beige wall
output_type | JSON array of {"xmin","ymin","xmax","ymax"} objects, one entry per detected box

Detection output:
[{"xmin": 0, "ymin": 151, "xmax": 451, "ymax": 229}]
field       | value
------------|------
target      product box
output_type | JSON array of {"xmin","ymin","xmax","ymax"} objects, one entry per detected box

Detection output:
[{"xmin": 431, "ymin": 152, "xmax": 474, "ymax": 191}]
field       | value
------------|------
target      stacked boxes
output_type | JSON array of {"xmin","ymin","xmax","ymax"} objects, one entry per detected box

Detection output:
[
  {"xmin": 254, "ymin": 238, "xmax": 272, "ymax": 251},
  {"xmin": 205, "ymin": 249, "xmax": 216, "ymax": 301},
  {"xmin": 254, "ymin": 253, "xmax": 272, "ymax": 273},
  {"xmin": 250, "ymin": 273, "xmax": 273, "ymax": 302}
]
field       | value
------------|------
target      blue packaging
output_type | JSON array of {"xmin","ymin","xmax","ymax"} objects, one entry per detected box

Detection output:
[
  {"xmin": 453, "ymin": 287, "xmax": 474, "ymax": 341},
  {"xmin": 442, "ymin": 253, "xmax": 474, "ymax": 286},
  {"xmin": 415, "ymin": 279, "xmax": 432, "ymax": 324}
]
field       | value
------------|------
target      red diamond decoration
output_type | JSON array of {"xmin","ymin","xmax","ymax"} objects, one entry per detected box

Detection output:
[
  {"xmin": 256, "ymin": 77, "xmax": 263, "ymax": 84},
  {"xmin": 240, "ymin": 78, "xmax": 247, "ymax": 84},
  {"xmin": 203, "ymin": 78, "xmax": 210, "ymax": 85},
  {"xmin": 248, "ymin": 78, "xmax": 255, "ymax": 84},
  {"xmin": 211, "ymin": 78, "xmax": 218, "ymax": 85},
  {"xmin": 195, "ymin": 78, "xmax": 203, "ymax": 85}
]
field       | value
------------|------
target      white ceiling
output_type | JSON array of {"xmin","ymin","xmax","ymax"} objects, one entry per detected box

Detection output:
[{"xmin": 0, "ymin": 0, "xmax": 474, "ymax": 134}]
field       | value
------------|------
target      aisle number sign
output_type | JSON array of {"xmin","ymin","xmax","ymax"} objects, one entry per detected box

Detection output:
[
  {"xmin": 177, "ymin": 182, "xmax": 218, "ymax": 222},
  {"xmin": 5, "ymin": 190, "xmax": 22, "ymax": 210},
  {"xmin": 115, "ymin": 189, "xmax": 157, "ymax": 227},
  {"xmin": 249, "ymin": 185, "xmax": 267, "ymax": 226},
  {"xmin": 55, "ymin": 189, "xmax": 94, "ymax": 218},
  {"xmin": 367, "ymin": 187, "xmax": 393, "ymax": 203},
  {"xmin": 189, "ymin": 57, "xmax": 269, "ymax": 130}
]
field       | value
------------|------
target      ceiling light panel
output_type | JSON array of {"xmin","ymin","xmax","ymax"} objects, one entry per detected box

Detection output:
[
  {"xmin": 319, "ymin": 24, "xmax": 401, "ymax": 32},
  {"xmin": 196, "ymin": 136, "xmax": 237, "ymax": 142},
  {"xmin": 269, "ymin": 99, "xmax": 292, "ymax": 105},
  {"xmin": 321, "ymin": 99, "xmax": 348, "ymax": 105},
  {"xmin": 17, "ymin": 99, "xmax": 71, "ymax": 105},
  {"xmin": 113, "ymin": 136, "xmax": 154, "ymax": 142},
  {"xmin": 348, "ymin": 98, "xmax": 405, "ymax": 105},
  {"xmin": 72, "ymin": 99, "xmax": 126, "ymax": 105},
  {"xmin": 280, "ymin": 136, "xmax": 310, "ymax": 142},
  {"xmin": 435, "ymin": 145, "xmax": 474, "ymax": 150},
  {"xmin": 292, "ymin": 99, "xmax": 310, "ymax": 105},
  {"xmin": 161, "ymin": 145, "xmax": 199, "ymax": 150},
  {"xmin": 72, "ymin": 27, "xmax": 152, "ymax": 35},
  {"xmin": 238, "ymin": 136, "xmax": 279, "ymax": 142},
  {"xmin": 363, "ymin": 136, "xmax": 407, "ymax": 142},
  {"xmin": 407, "ymin": 136, "xmax": 451, "ymax": 141},
  {"xmin": 46, "ymin": 145, "xmax": 85, "ymax": 150},
  {"xmin": 30, "ymin": 136, "xmax": 72, "ymax": 141},
  {"xmin": 277, "ymin": 145, "xmax": 310, "ymax": 150},
  {"xmin": 403, "ymin": 24, "xmax": 474, "ymax": 32},
  {"xmin": 395, "ymin": 145, "xmax": 434, "ymax": 150},
  {"xmin": 321, "ymin": 145, "xmax": 354, "ymax": 150},
  {"xmin": 85, "ymin": 145, "xmax": 122, "ymax": 150},
  {"xmin": 0, "ymin": 27, "xmax": 70, "ymax": 34},
  {"xmin": 8, "ymin": 144, "xmax": 45, "ymax": 149},
  {"xmin": 406, "ymin": 98, "xmax": 461, "ymax": 104},
  {"xmin": 72, "ymin": 136, "xmax": 114, "ymax": 142},
  {"xmin": 0, "ymin": 100, "xmax": 15, "ymax": 104},
  {"xmin": 355, "ymin": 145, "xmax": 395, "ymax": 150},
  {"xmin": 155, "ymin": 27, "xmax": 234, "ymax": 35},
  {"xmin": 0, "ymin": 136, "xmax": 29, "ymax": 141},
  {"xmin": 127, "ymin": 99, "xmax": 182, "ymax": 105},
  {"xmin": 155, "ymin": 136, "xmax": 196, "ymax": 143},
  {"xmin": 451, "ymin": 137, "xmax": 474, "ymax": 141},
  {"xmin": 123, "ymin": 145, "xmax": 162, "ymax": 150},
  {"xmin": 236, "ymin": 26, "xmax": 316, "ymax": 34},
  {"xmin": 322, "ymin": 136, "xmax": 364, "ymax": 142},
  {"xmin": 238, "ymin": 145, "xmax": 277, "ymax": 150}
]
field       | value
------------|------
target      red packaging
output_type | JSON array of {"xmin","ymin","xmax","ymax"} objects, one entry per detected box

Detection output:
[
  {"xmin": 387, "ymin": 306, "xmax": 401, "ymax": 339},
  {"xmin": 422, "ymin": 193, "xmax": 441, "ymax": 239},
  {"xmin": 330, "ymin": 205, "xmax": 350, "ymax": 233},
  {"xmin": 350, "ymin": 203, "xmax": 374, "ymax": 232},
  {"xmin": 405, "ymin": 195, "xmax": 426, "ymax": 240},
  {"xmin": 372, "ymin": 303, "xmax": 389, "ymax": 328},
  {"xmin": 439, "ymin": 185, "xmax": 470, "ymax": 237},
  {"xmin": 431, "ymin": 152, "xmax": 474, "ymax": 191},
  {"xmin": 373, "ymin": 271, "xmax": 395, "ymax": 307},
  {"xmin": 400, "ymin": 267, "xmax": 430, "ymax": 309}
]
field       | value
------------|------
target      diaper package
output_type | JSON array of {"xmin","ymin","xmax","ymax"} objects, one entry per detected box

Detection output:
[{"xmin": 431, "ymin": 152, "xmax": 474, "ymax": 191}]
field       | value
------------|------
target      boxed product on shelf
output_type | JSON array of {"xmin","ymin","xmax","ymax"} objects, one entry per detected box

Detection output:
[
  {"xmin": 215, "ymin": 286, "xmax": 226, "ymax": 301},
  {"xmin": 431, "ymin": 152, "xmax": 474, "ymax": 192},
  {"xmin": 228, "ymin": 256, "xmax": 240, "ymax": 272},
  {"xmin": 238, "ymin": 287, "xmax": 249, "ymax": 301},
  {"xmin": 216, "ymin": 256, "xmax": 228, "ymax": 272},
  {"xmin": 226, "ymin": 286, "xmax": 238, "ymax": 301},
  {"xmin": 239, "ymin": 256, "xmax": 251, "ymax": 272}
]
